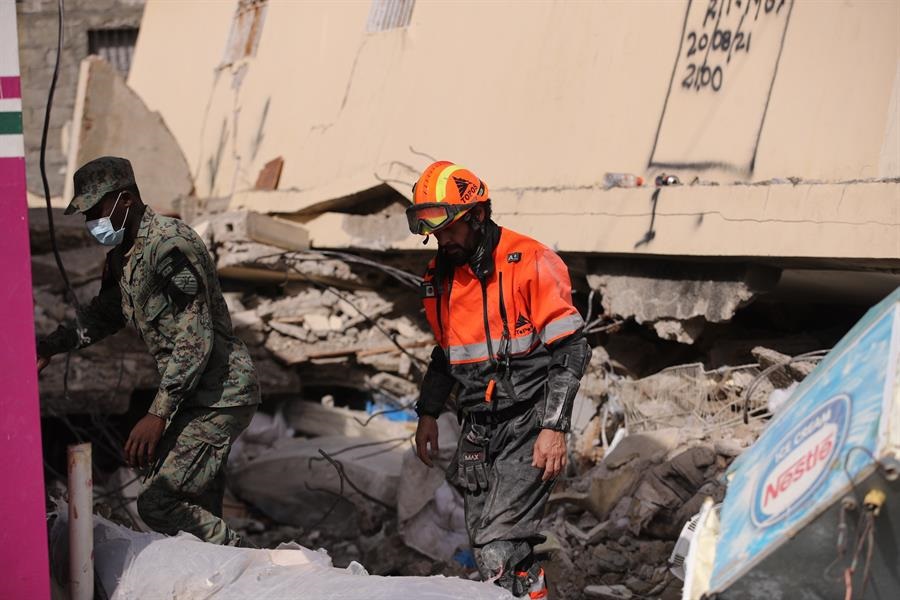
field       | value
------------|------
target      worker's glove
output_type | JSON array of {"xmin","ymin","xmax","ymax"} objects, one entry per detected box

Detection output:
[{"xmin": 457, "ymin": 423, "xmax": 490, "ymax": 492}]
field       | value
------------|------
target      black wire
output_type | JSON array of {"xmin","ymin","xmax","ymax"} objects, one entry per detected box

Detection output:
[
  {"xmin": 39, "ymin": 0, "xmax": 79, "ymax": 312},
  {"xmin": 306, "ymin": 436, "xmax": 411, "ymax": 466},
  {"xmin": 861, "ymin": 512, "xmax": 876, "ymax": 595},
  {"xmin": 38, "ymin": 0, "xmax": 90, "ymax": 435},
  {"xmin": 842, "ymin": 445, "xmax": 881, "ymax": 509},
  {"xmin": 306, "ymin": 436, "xmax": 413, "ymax": 468},
  {"xmin": 315, "ymin": 449, "xmax": 392, "ymax": 510},
  {"xmin": 235, "ymin": 248, "xmax": 423, "ymax": 289}
]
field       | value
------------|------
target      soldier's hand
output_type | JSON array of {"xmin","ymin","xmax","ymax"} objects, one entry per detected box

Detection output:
[
  {"xmin": 125, "ymin": 414, "xmax": 166, "ymax": 469},
  {"xmin": 37, "ymin": 355, "xmax": 51, "ymax": 373},
  {"xmin": 415, "ymin": 415, "xmax": 440, "ymax": 468},
  {"xmin": 533, "ymin": 429, "xmax": 567, "ymax": 481}
]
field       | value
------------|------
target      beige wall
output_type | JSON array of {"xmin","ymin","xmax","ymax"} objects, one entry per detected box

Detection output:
[{"xmin": 128, "ymin": 0, "xmax": 899, "ymax": 210}]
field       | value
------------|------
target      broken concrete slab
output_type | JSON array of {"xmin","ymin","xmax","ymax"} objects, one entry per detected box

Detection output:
[
  {"xmin": 584, "ymin": 583, "xmax": 633, "ymax": 599},
  {"xmin": 228, "ymin": 181, "xmax": 409, "ymax": 216},
  {"xmin": 176, "ymin": 196, "xmax": 231, "ymax": 226},
  {"xmin": 63, "ymin": 56, "xmax": 193, "ymax": 215},
  {"xmin": 201, "ymin": 210, "xmax": 309, "ymax": 251},
  {"xmin": 228, "ymin": 434, "xmax": 407, "ymax": 532},
  {"xmin": 551, "ymin": 462, "xmax": 648, "ymax": 522},
  {"xmin": 215, "ymin": 243, "xmax": 385, "ymax": 289},
  {"xmin": 280, "ymin": 201, "xmax": 423, "ymax": 251},
  {"xmin": 586, "ymin": 262, "xmax": 779, "ymax": 344},
  {"xmin": 603, "ymin": 428, "xmax": 685, "ymax": 470},
  {"xmin": 751, "ymin": 346, "xmax": 818, "ymax": 387},
  {"xmin": 282, "ymin": 399, "xmax": 414, "ymax": 441}
]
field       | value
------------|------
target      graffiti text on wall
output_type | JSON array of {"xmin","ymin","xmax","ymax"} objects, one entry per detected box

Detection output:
[{"xmin": 649, "ymin": 0, "xmax": 794, "ymax": 174}]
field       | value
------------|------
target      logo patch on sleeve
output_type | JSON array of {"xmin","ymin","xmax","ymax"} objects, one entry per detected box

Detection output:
[
  {"xmin": 172, "ymin": 268, "xmax": 199, "ymax": 296},
  {"xmin": 507, "ymin": 252, "xmax": 522, "ymax": 263}
]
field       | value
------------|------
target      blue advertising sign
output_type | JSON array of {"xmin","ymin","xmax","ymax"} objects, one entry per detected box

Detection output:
[{"xmin": 709, "ymin": 291, "xmax": 899, "ymax": 593}]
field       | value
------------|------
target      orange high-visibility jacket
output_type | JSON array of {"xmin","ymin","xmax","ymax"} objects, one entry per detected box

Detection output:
[{"xmin": 420, "ymin": 226, "xmax": 584, "ymax": 413}]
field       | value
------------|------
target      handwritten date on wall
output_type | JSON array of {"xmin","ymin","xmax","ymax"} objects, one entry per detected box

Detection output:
[
  {"xmin": 682, "ymin": 0, "xmax": 788, "ymax": 93},
  {"xmin": 648, "ymin": 0, "xmax": 794, "ymax": 173}
]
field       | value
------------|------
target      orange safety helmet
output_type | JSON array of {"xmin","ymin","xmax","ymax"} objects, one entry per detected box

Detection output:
[{"xmin": 406, "ymin": 161, "xmax": 489, "ymax": 235}]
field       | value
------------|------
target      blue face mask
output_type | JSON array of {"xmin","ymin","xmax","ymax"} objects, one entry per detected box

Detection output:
[{"xmin": 85, "ymin": 192, "xmax": 129, "ymax": 246}]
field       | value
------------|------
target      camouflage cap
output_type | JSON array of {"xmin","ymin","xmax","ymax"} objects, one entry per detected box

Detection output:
[{"xmin": 65, "ymin": 156, "xmax": 136, "ymax": 215}]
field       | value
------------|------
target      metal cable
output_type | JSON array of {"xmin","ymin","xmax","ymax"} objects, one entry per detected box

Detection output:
[
  {"xmin": 741, "ymin": 349, "xmax": 830, "ymax": 423},
  {"xmin": 39, "ymin": 0, "xmax": 80, "ymax": 310},
  {"xmin": 315, "ymin": 449, "xmax": 393, "ymax": 510}
]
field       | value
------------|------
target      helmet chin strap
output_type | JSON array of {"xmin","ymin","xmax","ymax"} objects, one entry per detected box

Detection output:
[{"xmin": 468, "ymin": 218, "xmax": 499, "ymax": 282}]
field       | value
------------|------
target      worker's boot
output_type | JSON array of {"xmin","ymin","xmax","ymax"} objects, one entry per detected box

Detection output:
[
  {"xmin": 513, "ymin": 565, "xmax": 547, "ymax": 599},
  {"xmin": 525, "ymin": 567, "xmax": 547, "ymax": 599}
]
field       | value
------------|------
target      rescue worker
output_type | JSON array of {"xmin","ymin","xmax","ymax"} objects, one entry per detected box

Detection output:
[
  {"xmin": 36, "ymin": 156, "xmax": 260, "ymax": 546},
  {"xmin": 409, "ymin": 161, "xmax": 590, "ymax": 598}
]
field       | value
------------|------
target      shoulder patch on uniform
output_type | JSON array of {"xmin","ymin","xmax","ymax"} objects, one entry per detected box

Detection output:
[
  {"xmin": 171, "ymin": 268, "xmax": 199, "ymax": 296},
  {"xmin": 158, "ymin": 247, "xmax": 201, "ymax": 309},
  {"xmin": 507, "ymin": 252, "xmax": 522, "ymax": 263}
]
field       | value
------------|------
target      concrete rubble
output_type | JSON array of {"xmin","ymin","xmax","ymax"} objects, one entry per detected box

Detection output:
[{"xmin": 34, "ymin": 185, "xmax": 838, "ymax": 597}]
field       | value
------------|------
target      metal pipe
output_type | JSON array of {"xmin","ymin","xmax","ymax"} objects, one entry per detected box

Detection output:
[{"xmin": 67, "ymin": 443, "xmax": 93, "ymax": 600}]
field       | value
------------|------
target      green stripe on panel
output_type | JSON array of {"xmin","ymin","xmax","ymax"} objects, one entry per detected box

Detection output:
[{"xmin": 0, "ymin": 112, "xmax": 22, "ymax": 135}]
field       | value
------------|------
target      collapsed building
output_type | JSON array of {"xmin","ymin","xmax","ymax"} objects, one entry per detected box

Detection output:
[{"xmin": 27, "ymin": 0, "xmax": 900, "ymax": 598}]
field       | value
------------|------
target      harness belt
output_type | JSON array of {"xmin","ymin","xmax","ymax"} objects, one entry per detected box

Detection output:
[{"xmin": 465, "ymin": 399, "xmax": 534, "ymax": 426}]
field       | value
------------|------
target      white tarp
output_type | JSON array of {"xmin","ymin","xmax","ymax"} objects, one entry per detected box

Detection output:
[{"xmin": 50, "ymin": 505, "xmax": 512, "ymax": 600}]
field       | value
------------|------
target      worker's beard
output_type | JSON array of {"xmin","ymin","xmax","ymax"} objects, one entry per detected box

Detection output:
[{"xmin": 439, "ymin": 227, "xmax": 482, "ymax": 268}]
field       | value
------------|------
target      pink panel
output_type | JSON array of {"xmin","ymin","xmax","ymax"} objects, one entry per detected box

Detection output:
[
  {"xmin": 0, "ymin": 75, "xmax": 21, "ymax": 99},
  {"xmin": 0, "ymin": 157, "xmax": 50, "ymax": 598}
]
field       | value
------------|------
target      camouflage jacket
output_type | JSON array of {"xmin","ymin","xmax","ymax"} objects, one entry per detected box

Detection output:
[{"xmin": 38, "ymin": 207, "xmax": 260, "ymax": 418}]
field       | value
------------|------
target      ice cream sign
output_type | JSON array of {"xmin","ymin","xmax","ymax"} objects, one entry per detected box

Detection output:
[{"xmin": 751, "ymin": 394, "xmax": 851, "ymax": 527}]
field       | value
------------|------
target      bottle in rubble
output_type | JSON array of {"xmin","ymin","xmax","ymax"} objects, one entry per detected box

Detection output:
[{"xmin": 603, "ymin": 172, "xmax": 644, "ymax": 189}]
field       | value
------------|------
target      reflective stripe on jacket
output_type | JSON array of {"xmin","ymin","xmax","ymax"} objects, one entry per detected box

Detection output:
[{"xmin": 421, "ymin": 227, "xmax": 583, "ymax": 412}]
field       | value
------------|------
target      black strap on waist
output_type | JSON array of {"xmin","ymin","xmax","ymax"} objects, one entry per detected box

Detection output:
[{"xmin": 465, "ymin": 400, "xmax": 534, "ymax": 426}]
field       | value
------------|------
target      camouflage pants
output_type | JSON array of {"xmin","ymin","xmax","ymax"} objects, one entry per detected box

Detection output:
[
  {"xmin": 137, "ymin": 404, "xmax": 256, "ymax": 545},
  {"xmin": 450, "ymin": 405, "xmax": 557, "ymax": 588}
]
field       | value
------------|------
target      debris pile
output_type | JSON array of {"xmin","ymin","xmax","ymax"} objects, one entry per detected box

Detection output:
[
  {"xmin": 33, "ymin": 198, "xmax": 827, "ymax": 598},
  {"xmin": 536, "ymin": 358, "xmax": 793, "ymax": 599}
]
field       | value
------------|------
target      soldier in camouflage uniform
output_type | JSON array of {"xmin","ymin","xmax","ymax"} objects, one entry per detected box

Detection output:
[{"xmin": 37, "ymin": 156, "xmax": 260, "ymax": 546}]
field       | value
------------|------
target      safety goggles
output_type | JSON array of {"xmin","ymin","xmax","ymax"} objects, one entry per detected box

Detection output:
[{"xmin": 405, "ymin": 202, "xmax": 472, "ymax": 235}]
